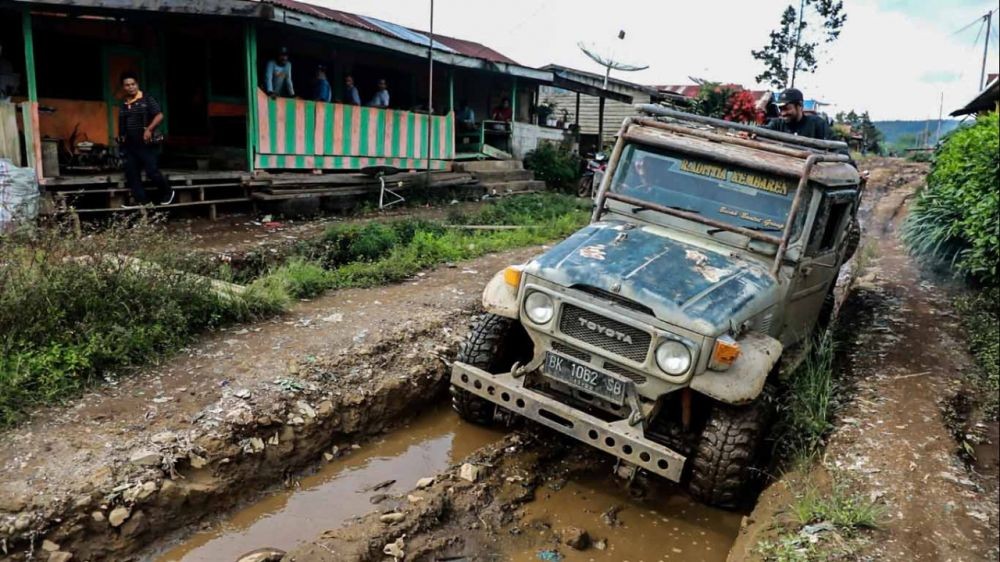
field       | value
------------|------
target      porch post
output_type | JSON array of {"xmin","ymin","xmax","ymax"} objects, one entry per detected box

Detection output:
[
  {"xmin": 511, "ymin": 77, "xmax": 518, "ymax": 121},
  {"xmin": 22, "ymin": 10, "xmax": 37, "ymax": 102},
  {"xmin": 448, "ymin": 70, "xmax": 454, "ymax": 112},
  {"xmin": 575, "ymin": 92, "xmax": 580, "ymax": 125},
  {"xmin": 598, "ymin": 96, "xmax": 606, "ymax": 147},
  {"xmin": 243, "ymin": 23, "xmax": 259, "ymax": 173}
]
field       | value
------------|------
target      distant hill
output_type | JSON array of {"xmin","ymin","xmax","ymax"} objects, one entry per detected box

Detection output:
[{"xmin": 874, "ymin": 120, "xmax": 961, "ymax": 148}]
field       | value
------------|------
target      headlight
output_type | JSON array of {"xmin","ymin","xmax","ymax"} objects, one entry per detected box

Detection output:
[
  {"xmin": 524, "ymin": 291, "xmax": 554, "ymax": 324},
  {"xmin": 655, "ymin": 340, "xmax": 691, "ymax": 375}
]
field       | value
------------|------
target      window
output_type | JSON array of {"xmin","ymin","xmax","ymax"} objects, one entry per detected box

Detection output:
[{"xmin": 808, "ymin": 190, "xmax": 856, "ymax": 254}]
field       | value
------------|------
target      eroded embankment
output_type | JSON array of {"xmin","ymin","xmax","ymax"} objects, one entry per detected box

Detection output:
[{"xmin": 0, "ymin": 248, "xmax": 539, "ymax": 562}]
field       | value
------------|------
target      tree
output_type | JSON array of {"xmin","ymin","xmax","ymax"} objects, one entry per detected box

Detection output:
[
  {"xmin": 752, "ymin": 0, "xmax": 847, "ymax": 89},
  {"xmin": 692, "ymin": 83, "xmax": 738, "ymax": 119},
  {"xmin": 725, "ymin": 90, "xmax": 764, "ymax": 124},
  {"xmin": 858, "ymin": 111, "xmax": 883, "ymax": 154}
]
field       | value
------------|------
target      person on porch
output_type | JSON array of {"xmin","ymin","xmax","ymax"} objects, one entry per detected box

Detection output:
[
  {"xmin": 344, "ymin": 75, "xmax": 361, "ymax": 105},
  {"xmin": 265, "ymin": 47, "xmax": 295, "ymax": 98},
  {"xmin": 117, "ymin": 72, "xmax": 173, "ymax": 207},
  {"xmin": 491, "ymin": 97, "xmax": 513, "ymax": 122},
  {"xmin": 458, "ymin": 100, "xmax": 476, "ymax": 131},
  {"xmin": 313, "ymin": 65, "xmax": 331, "ymax": 103},
  {"xmin": 368, "ymin": 79, "xmax": 390, "ymax": 108}
]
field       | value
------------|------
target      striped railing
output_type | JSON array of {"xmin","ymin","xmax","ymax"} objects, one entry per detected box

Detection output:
[{"xmin": 254, "ymin": 89, "xmax": 454, "ymax": 171}]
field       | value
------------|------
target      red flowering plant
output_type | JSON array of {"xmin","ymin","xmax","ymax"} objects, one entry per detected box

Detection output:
[{"xmin": 725, "ymin": 89, "xmax": 763, "ymax": 124}]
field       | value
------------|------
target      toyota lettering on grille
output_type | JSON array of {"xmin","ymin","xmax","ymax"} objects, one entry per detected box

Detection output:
[{"xmin": 578, "ymin": 317, "xmax": 634, "ymax": 344}]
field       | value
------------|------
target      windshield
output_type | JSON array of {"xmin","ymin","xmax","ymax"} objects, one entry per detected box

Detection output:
[{"xmin": 610, "ymin": 144, "xmax": 799, "ymax": 235}]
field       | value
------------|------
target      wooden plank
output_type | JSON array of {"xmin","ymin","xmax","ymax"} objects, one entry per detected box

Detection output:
[
  {"xmin": 63, "ymin": 197, "xmax": 250, "ymax": 213},
  {"xmin": 19, "ymin": 102, "xmax": 42, "ymax": 179},
  {"xmin": 0, "ymin": 103, "xmax": 22, "ymax": 164}
]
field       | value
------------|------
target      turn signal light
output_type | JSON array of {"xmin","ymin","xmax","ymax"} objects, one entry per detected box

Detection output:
[
  {"xmin": 503, "ymin": 266, "xmax": 523, "ymax": 287},
  {"xmin": 709, "ymin": 335, "xmax": 741, "ymax": 371}
]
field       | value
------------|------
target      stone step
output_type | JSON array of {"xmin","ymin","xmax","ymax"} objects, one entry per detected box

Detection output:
[
  {"xmin": 481, "ymin": 179, "xmax": 548, "ymax": 193},
  {"xmin": 472, "ymin": 169, "xmax": 534, "ymax": 183},
  {"xmin": 453, "ymin": 159, "xmax": 524, "ymax": 172}
]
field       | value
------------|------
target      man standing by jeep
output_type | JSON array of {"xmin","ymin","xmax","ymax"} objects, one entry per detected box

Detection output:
[{"xmin": 766, "ymin": 88, "xmax": 831, "ymax": 140}]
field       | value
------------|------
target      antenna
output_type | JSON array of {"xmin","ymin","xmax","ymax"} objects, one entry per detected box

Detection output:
[
  {"xmin": 578, "ymin": 31, "xmax": 649, "ymax": 89},
  {"xmin": 980, "ymin": 9, "xmax": 994, "ymax": 90}
]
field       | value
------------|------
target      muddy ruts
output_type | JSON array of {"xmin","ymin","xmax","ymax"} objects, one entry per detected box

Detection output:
[{"xmin": 0, "ymin": 318, "xmax": 462, "ymax": 562}]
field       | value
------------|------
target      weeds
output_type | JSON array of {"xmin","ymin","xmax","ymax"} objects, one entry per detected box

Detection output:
[
  {"xmin": 756, "ymin": 477, "xmax": 882, "ymax": 562},
  {"xmin": 0, "ymin": 221, "xmax": 277, "ymax": 427},
  {"xmin": 774, "ymin": 331, "xmax": 838, "ymax": 461},
  {"xmin": 853, "ymin": 242, "xmax": 878, "ymax": 276}
]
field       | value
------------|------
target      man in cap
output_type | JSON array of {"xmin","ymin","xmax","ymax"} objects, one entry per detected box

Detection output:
[
  {"xmin": 265, "ymin": 47, "xmax": 295, "ymax": 98},
  {"xmin": 766, "ymin": 88, "xmax": 830, "ymax": 140}
]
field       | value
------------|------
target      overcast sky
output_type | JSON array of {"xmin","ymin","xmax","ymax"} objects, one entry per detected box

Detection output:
[{"xmin": 314, "ymin": 0, "xmax": 999, "ymax": 120}]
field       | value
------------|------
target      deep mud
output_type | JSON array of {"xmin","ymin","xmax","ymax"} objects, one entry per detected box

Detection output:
[
  {"xmin": 152, "ymin": 405, "xmax": 504, "ymax": 561},
  {"xmin": 729, "ymin": 158, "xmax": 1000, "ymax": 561},
  {"xmin": 0, "ymin": 247, "xmax": 540, "ymax": 561}
]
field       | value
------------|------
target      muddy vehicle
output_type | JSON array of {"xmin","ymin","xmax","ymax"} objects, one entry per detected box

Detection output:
[{"xmin": 449, "ymin": 105, "xmax": 860, "ymax": 507}]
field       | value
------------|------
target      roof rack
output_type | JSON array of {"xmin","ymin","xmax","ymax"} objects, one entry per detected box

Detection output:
[{"xmin": 635, "ymin": 104, "xmax": 849, "ymax": 153}]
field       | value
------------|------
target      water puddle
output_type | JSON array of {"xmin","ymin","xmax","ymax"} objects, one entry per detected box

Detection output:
[
  {"xmin": 505, "ymin": 469, "xmax": 742, "ymax": 562},
  {"xmin": 153, "ymin": 405, "xmax": 504, "ymax": 562}
]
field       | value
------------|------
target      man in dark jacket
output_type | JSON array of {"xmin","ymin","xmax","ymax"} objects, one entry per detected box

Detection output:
[
  {"xmin": 118, "ymin": 72, "xmax": 173, "ymax": 206},
  {"xmin": 766, "ymin": 88, "xmax": 831, "ymax": 140}
]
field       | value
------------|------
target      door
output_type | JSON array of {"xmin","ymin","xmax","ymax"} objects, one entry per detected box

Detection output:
[
  {"xmin": 784, "ymin": 188, "xmax": 858, "ymax": 343},
  {"xmin": 104, "ymin": 48, "xmax": 145, "ymax": 144}
]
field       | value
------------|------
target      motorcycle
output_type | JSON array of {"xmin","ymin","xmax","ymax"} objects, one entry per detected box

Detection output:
[{"xmin": 576, "ymin": 151, "xmax": 608, "ymax": 198}]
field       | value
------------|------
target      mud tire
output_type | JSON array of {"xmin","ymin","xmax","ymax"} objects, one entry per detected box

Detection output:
[
  {"xmin": 450, "ymin": 313, "xmax": 531, "ymax": 426},
  {"xmin": 688, "ymin": 399, "xmax": 771, "ymax": 509},
  {"xmin": 576, "ymin": 175, "xmax": 594, "ymax": 198}
]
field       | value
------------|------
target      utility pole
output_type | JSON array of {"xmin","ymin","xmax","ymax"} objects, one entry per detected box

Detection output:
[
  {"xmin": 981, "ymin": 9, "xmax": 994, "ymax": 91},
  {"xmin": 790, "ymin": 0, "xmax": 806, "ymax": 88}
]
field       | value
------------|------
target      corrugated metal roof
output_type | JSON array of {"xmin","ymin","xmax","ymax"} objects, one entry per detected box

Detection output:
[{"xmin": 263, "ymin": 0, "xmax": 519, "ymax": 65}]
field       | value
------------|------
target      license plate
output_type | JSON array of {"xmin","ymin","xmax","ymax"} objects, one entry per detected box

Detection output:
[{"xmin": 542, "ymin": 351, "xmax": 630, "ymax": 406}]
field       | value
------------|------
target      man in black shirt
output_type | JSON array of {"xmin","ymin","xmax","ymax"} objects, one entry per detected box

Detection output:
[
  {"xmin": 766, "ymin": 88, "xmax": 831, "ymax": 140},
  {"xmin": 118, "ymin": 72, "xmax": 173, "ymax": 206}
]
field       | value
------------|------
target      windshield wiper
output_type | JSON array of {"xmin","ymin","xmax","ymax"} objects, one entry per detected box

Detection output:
[
  {"xmin": 632, "ymin": 204, "xmax": 700, "ymax": 214},
  {"xmin": 744, "ymin": 225, "xmax": 783, "ymax": 232}
]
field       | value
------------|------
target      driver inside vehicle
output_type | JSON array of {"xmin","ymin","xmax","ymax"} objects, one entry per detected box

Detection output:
[{"xmin": 622, "ymin": 154, "xmax": 655, "ymax": 195}]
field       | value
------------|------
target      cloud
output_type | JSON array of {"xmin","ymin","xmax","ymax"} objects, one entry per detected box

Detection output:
[{"xmin": 310, "ymin": 0, "xmax": 998, "ymax": 119}]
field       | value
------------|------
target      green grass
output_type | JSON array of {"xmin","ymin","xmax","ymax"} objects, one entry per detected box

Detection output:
[
  {"xmin": 853, "ymin": 242, "xmax": 878, "ymax": 276},
  {"xmin": 774, "ymin": 332, "xmax": 838, "ymax": 462},
  {"xmin": 0, "ymin": 223, "xmax": 280, "ymax": 428},
  {"xmin": 756, "ymin": 478, "xmax": 883, "ymax": 562}
]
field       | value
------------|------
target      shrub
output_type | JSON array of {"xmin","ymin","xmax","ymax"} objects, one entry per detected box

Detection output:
[
  {"xmin": 523, "ymin": 143, "xmax": 580, "ymax": 190},
  {"xmin": 903, "ymin": 112, "xmax": 999, "ymax": 286},
  {"xmin": 0, "ymin": 223, "xmax": 276, "ymax": 427}
]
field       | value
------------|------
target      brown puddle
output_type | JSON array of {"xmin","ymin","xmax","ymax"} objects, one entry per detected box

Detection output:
[
  {"xmin": 506, "ymin": 470, "xmax": 742, "ymax": 562},
  {"xmin": 152, "ymin": 405, "xmax": 504, "ymax": 562}
]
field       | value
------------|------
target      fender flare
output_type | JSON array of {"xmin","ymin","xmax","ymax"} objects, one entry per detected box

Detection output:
[
  {"xmin": 689, "ymin": 332, "xmax": 783, "ymax": 405},
  {"xmin": 482, "ymin": 269, "xmax": 519, "ymax": 319}
]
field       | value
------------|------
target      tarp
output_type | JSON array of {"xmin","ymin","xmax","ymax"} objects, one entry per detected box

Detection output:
[{"xmin": 0, "ymin": 158, "xmax": 40, "ymax": 231}]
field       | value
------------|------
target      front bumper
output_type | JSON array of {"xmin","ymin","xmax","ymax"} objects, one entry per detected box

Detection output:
[{"xmin": 451, "ymin": 361, "xmax": 686, "ymax": 482}]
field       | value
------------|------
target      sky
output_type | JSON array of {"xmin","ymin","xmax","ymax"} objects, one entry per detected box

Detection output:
[{"xmin": 312, "ymin": 0, "xmax": 1000, "ymax": 121}]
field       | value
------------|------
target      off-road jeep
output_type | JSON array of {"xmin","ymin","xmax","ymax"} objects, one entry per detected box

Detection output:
[{"xmin": 449, "ymin": 106, "xmax": 861, "ymax": 508}]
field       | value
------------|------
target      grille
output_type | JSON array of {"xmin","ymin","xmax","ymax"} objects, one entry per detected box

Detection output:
[
  {"xmin": 603, "ymin": 362, "xmax": 648, "ymax": 385},
  {"xmin": 571, "ymin": 285, "xmax": 655, "ymax": 316},
  {"xmin": 559, "ymin": 304, "xmax": 651, "ymax": 363},
  {"xmin": 552, "ymin": 341, "xmax": 591, "ymax": 362}
]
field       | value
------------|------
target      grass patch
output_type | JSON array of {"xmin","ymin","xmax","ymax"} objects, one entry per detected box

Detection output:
[
  {"xmin": 0, "ymin": 222, "xmax": 280, "ymax": 428},
  {"xmin": 756, "ymin": 477, "xmax": 883, "ymax": 562},
  {"xmin": 774, "ymin": 332, "xmax": 838, "ymax": 462},
  {"xmin": 955, "ymin": 287, "xmax": 1000, "ymax": 418},
  {"xmin": 853, "ymin": 242, "xmax": 878, "ymax": 276}
]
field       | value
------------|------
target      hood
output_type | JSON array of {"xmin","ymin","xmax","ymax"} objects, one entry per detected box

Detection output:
[{"xmin": 524, "ymin": 220, "xmax": 778, "ymax": 335}]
